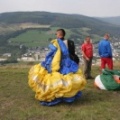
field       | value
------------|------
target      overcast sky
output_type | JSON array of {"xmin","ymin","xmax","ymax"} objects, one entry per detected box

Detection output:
[{"xmin": 0, "ymin": 0, "xmax": 120, "ymax": 17}]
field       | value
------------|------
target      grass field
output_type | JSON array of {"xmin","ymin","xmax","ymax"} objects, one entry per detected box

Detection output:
[
  {"xmin": 0, "ymin": 64, "xmax": 120, "ymax": 120},
  {"xmin": 9, "ymin": 30, "xmax": 53, "ymax": 47},
  {"xmin": 8, "ymin": 27, "xmax": 101, "ymax": 48},
  {"xmin": 8, "ymin": 27, "xmax": 74, "ymax": 47}
]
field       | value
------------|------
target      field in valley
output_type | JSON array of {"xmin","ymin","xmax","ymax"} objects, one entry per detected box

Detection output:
[{"xmin": 8, "ymin": 27, "xmax": 101, "ymax": 47}]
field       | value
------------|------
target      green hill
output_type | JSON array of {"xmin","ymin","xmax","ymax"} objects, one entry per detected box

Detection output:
[
  {"xmin": 0, "ymin": 11, "xmax": 120, "ymax": 55},
  {"xmin": 0, "ymin": 11, "xmax": 120, "ymax": 35}
]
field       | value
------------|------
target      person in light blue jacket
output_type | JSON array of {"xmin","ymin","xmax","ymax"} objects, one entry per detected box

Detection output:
[{"xmin": 98, "ymin": 33, "xmax": 113, "ymax": 70}]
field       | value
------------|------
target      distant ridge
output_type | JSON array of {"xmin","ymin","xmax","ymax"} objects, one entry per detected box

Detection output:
[
  {"xmin": 0, "ymin": 11, "xmax": 120, "ymax": 36},
  {"xmin": 96, "ymin": 16, "xmax": 120, "ymax": 26}
]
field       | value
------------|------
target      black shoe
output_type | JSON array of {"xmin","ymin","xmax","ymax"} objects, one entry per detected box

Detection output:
[
  {"xmin": 85, "ymin": 76, "xmax": 89, "ymax": 79},
  {"xmin": 88, "ymin": 76, "xmax": 94, "ymax": 79}
]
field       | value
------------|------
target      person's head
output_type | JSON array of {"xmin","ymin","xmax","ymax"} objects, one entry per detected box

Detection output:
[
  {"xmin": 104, "ymin": 33, "xmax": 110, "ymax": 40},
  {"xmin": 85, "ymin": 36, "xmax": 91, "ymax": 43},
  {"xmin": 56, "ymin": 29, "xmax": 66, "ymax": 39}
]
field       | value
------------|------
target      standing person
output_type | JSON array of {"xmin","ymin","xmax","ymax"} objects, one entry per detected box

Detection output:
[
  {"xmin": 98, "ymin": 33, "xmax": 113, "ymax": 70},
  {"xmin": 81, "ymin": 36, "xmax": 93, "ymax": 79},
  {"xmin": 28, "ymin": 29, "xmax": 86, "ymax": 106}
]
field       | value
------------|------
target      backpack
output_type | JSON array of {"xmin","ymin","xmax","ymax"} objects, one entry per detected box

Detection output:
[{"xmin": 67, "ymin": 40, "xmax": 80, "ymax": 64}]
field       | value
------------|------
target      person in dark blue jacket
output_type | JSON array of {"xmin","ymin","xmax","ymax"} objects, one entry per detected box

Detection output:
[{"xmin": 98, "ymin": 33, "xmax": 113, "ymax": 70}]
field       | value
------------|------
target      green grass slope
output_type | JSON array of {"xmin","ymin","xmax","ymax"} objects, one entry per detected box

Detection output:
[
  {"xmin": 8, "ymin": 27, "xmax": 101, "ymax": 47},
  {"xmin": 9, "ymin": 30, "xmax": 53, "ymax": 47}
]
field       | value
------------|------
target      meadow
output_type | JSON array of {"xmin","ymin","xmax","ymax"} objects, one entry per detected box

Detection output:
[
  {"xmin": 0, "ymin": 63, "xmax": 120, "ymax": 120},
  {"xmin": 8, "ymin": 27, "xmax": 73, "ymax": 47},
  {"xmin": 8, "ymin": 27, "xmax": 101, "ymax": 47}
]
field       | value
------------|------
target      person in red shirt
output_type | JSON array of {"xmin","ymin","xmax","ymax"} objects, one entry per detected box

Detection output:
[{"xmin": 81, "ymin": 36, "xmax": 93, "ymax": 79}]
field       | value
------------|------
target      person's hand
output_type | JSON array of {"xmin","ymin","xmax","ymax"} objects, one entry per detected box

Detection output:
[
  {"xmin": 86, "ymin": 57, "xmax": 90, "ymax": 61},
  {"xmin": 113, "ymin": 75, "xmax": 120, "ymax": 83}
]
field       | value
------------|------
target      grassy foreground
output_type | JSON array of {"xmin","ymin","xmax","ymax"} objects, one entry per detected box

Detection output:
[{"xmin": 0, "ymin": 64, "xmax": 120, "ymax": 120}]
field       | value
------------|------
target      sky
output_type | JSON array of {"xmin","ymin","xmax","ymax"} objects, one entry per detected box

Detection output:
[{"xmin": 0, "ymin": 0, "xmax": 120, "ymax": 17}]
